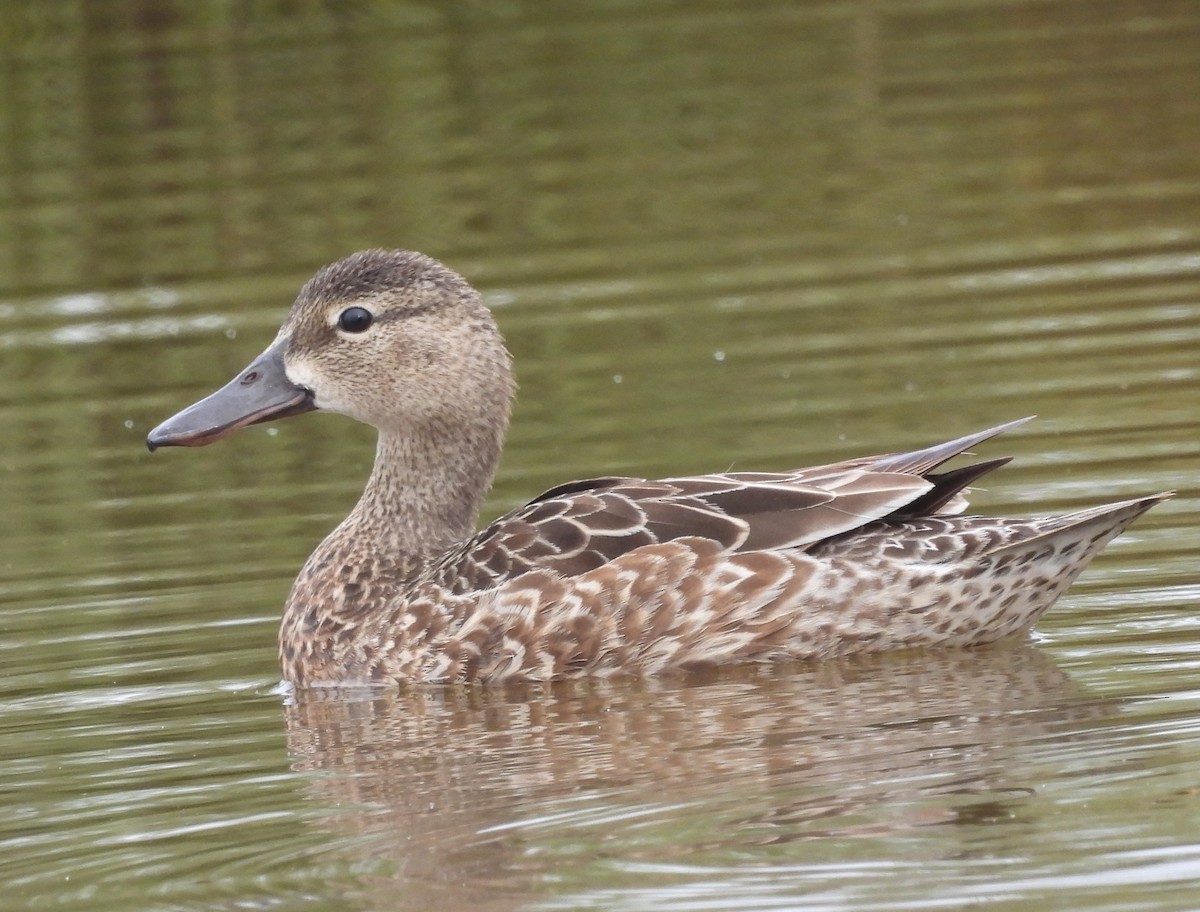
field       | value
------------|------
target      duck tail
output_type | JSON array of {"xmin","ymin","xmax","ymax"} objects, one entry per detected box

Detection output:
[{"xmin": 983, "ymin": 492, "xmax": 1171, "ymax": 559}]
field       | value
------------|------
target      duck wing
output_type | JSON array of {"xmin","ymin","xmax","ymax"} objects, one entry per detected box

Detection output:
[{"xmin": 431, "ymin": 418, "xmax": 1030, "ymax": 593}]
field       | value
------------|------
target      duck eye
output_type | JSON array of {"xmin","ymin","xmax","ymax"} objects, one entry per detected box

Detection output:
[{"xmin": 337, "ymin": 306, "xmax": 373, "ymax": 333}]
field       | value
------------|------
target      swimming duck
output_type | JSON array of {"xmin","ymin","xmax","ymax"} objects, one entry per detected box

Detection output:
[{"xmin": 147, "ymin": 250, "xmax": 1168, "ymax": 686}]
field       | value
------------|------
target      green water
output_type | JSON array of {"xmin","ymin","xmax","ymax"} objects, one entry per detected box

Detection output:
[{"xmin": 1, "ymin": 2, "xmax": 1197, "ymax": 910}]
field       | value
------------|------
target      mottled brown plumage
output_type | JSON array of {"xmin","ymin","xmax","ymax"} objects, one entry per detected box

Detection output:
[{"xmin": 147, "ymin": 250, "xmax": 1170, "ymax": 686}]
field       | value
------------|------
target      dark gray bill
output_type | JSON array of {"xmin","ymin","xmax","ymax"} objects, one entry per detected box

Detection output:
[{"xmin": 146, "ymin": 338, "xmax": 315, "ymax": 451}]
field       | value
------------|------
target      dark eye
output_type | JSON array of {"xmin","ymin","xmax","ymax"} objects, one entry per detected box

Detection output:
[{"xmin": 337, "ymin": 306, "xmax": 373, "ymax": 333}]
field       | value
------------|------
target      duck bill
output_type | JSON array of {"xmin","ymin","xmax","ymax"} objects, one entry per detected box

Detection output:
[{"xmin": 146, "ymin": 338, "xmax": 316, "ymax": 451}]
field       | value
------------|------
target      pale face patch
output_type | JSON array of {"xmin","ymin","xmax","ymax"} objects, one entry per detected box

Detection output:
[{"xmin": 284, "ymin": 353, "xmax": 350, "ymax": 415}]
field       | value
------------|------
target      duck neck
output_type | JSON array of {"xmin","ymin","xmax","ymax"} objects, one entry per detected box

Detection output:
[
  {"xmin": 347, "ymin": 422, "xmax": 501, "ymax": 565},
  {"xmin": 279, "ymin": 419, "xmax": 504, "ymax": 684}
]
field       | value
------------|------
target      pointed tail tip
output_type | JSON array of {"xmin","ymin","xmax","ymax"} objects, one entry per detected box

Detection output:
[
  {"xmin": 984, "ymin": 490, "xmax": 1171, "ymax": 559},
  {"xmin": 1064, "ymin": 490, "xmax": 1173, "ymax": 528},
  {"xmin": 1092, "ymin": 490, "xmax": 1173, "ymax": 539},
  {"xmin": 1131, "ymin": 490, "xmax": 1174, "ymax": 512},
  {"xmin": 1121, "ymin": 490, "xmax": 1174, "ymax": 510}
]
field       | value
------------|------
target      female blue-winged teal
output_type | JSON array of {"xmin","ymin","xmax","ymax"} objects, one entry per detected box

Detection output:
[{"xmin": 148, "ymin": 250, "xmax": 1168, "ymax": 686}]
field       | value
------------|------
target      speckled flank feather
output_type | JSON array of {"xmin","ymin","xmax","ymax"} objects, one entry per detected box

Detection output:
[{"xmin": 149, "ymin": 250, "xmax": 1169, "ymax": 686}]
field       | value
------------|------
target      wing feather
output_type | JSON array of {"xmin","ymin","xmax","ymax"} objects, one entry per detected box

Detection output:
[{"xmin": 429, "ymin": 419, "xmax": 1028, "ymax": 594}]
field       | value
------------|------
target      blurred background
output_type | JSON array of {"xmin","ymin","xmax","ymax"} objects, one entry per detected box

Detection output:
[{"xmin": 0, "ymin": 2, "xmax": 1197, "ymax": 911}]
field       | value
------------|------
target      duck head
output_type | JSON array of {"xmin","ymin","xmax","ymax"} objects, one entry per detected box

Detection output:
[{"xmin": 147, "ymin": 249, "xmax": 514, "ymax": 451}]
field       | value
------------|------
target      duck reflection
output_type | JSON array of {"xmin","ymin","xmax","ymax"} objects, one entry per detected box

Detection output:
[{"xmin": 283, "ymin": 646, "xmax": 1109, "ymax": 910}]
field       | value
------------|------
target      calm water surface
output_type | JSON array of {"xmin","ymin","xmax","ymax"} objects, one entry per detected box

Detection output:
[{"xmin": 1, "ymin": 2, "xmax": 1198, "ymax": 910}]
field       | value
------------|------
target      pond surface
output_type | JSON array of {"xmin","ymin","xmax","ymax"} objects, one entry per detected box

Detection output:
[{"xmin": 1, "ymin": 2, "xmax": 1198, "ymax": 910}]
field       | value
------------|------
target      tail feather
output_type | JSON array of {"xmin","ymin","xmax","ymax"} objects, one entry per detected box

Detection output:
[{"xmin": 983, "ymin": 492, "xmax": 1171, "ymax": 558}]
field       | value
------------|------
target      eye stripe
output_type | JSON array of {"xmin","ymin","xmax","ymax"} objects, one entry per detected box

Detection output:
[{"xmin": 378, "ymin": 303, "xmax": 437, "ymax": 321}]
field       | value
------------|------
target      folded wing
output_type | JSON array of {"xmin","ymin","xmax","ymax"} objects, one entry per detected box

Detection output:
[{"xmin": 430, "ymin": 418, "xmax": 1032, "ymax": 593}]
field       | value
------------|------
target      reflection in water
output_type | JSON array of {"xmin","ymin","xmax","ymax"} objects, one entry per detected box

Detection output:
[{"xmin": 285, "ymin": 646, "xmax": 1106, "ymax": 911}]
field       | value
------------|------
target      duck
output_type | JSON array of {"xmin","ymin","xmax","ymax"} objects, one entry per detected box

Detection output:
[{"xmin": 147, "ymin": 249, "xmax": 1169, "ymax": 686}]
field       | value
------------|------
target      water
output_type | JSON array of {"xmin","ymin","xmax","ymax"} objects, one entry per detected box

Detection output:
[{"xmin": 1, "ymin": 1, "xmax": 1198, "ymax": 909}]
